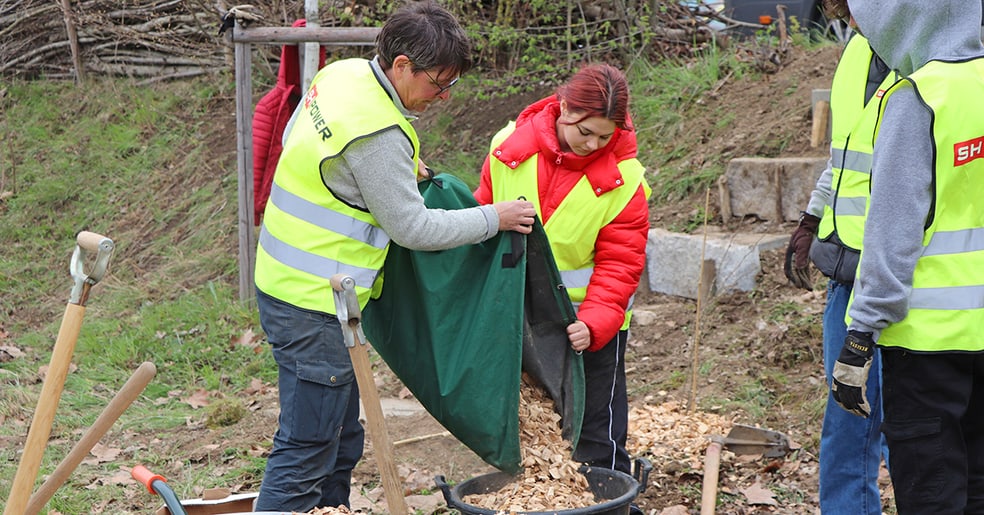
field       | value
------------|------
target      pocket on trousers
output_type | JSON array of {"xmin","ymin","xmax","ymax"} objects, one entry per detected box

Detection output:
[
  {"xmin": 287, "ymin": 360, "xmax": 356, "ymax": 444},
  {"xmin": 881, "ymin": 417, "xmax": 945, "ymax": 504}
]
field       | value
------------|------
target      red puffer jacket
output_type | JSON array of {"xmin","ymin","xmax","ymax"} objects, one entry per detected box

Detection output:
[
  {"xmin": 474, "ymin": 96, "xmax": 650, "ymax": 351},
  {"xmin": 252, "ymin": 19, "xmax": 325, "ymax": 225}
]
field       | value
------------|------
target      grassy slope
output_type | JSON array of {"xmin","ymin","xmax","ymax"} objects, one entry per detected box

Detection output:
[{"xmin": 0, "ymin": 77, "xmax": 272, "ymax": 513}]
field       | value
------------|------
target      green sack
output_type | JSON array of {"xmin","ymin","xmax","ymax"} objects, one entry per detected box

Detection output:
[{"xmin": 362, "ymin": 173, "xmax": 583, "ymax": 474}]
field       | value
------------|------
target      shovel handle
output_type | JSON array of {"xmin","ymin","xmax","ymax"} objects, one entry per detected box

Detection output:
[
  {"xmin": 3, "ymin": 303, "xmax": 87, "ymax": 515},
  {"xmin": 25, "ymin": 362, "xmax": 157, "ymax": 515},
  {"xmin": 700, "ymin": 440, "xmax": 723, "ymax": 515},
  {"xmin": 76, "ymin": 231, "xmax": 110, "ymax": 252}
]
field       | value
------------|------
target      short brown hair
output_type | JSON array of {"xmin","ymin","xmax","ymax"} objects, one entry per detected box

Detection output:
[{"xmin": 376, "ymin": 1, "xmax": 473, "ymax": 76}]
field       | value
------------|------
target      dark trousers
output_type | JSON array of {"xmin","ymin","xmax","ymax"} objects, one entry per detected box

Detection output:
[
  {"xmin": 573, "ymin": 330, "xmax": 631, "ymax": 475},
  {"xmin": 254, "ymin": 289, "xmax": 365, "ymax": 512},
  {"xmin": 880, "ymin": 348, "xmax": 984, "ymax": 514}
]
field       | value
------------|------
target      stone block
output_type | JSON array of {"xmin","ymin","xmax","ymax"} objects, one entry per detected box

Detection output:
[
  {"xmin": 646, "ymin": 228, "xmax": 789, "ymax": 299},
  {"xmin": 720, "ymin": 157, "xmax": 826, "ymax": 222}
]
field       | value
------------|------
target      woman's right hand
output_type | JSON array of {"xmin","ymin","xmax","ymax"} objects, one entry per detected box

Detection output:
[{"xmin": 493, "ymin": 200, "xmax": 536, "ymax": 234}]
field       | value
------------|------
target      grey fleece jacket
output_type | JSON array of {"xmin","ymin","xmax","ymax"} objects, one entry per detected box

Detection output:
[
  {"xmin": 846, "ymin": 0, "xmax": 984, "ymax": 340},
  {"xmin": 284, "ymin": 57, "xmax": 500, "ymax": 251}
]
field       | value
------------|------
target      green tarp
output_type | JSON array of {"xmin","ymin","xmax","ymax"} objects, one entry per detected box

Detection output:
[{"xmin": 362, "ymin": 174, "xmax": 584, "ymax": 474}]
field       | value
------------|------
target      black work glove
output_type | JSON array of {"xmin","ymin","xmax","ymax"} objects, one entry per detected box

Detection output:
[
  {"xmin": 784, "ymin": 212, "xmax": 820, "ymax": 290},
  {"xmin": 831, "ymin": 330, "xmax": 875, "ymax": 417}
]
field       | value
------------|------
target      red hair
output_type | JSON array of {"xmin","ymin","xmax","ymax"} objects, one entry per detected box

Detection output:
[{"xmin": 556, "ymin": 63, "xmax": 632, "ymax": 131}]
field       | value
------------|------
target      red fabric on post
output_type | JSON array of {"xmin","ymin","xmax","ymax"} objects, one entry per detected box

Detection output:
[{"xmin": 251, "ymin": 19, "xmax": 327, "ymax": 225}]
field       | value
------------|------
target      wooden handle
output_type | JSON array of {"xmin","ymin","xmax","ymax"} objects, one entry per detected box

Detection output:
[
  {"xmin": 4, "ymin": 304, "xmax": 86, "ymax": 515},
  {"xmin": 700, "ymin": 440, "xmax": 723, "ymax": 515},
  {"xmin": 348, "ymin": 343, "xmax": 408, "ymax": 515},
  {"xmin": 75, "ymin": 231, "xmax": 110, "ymax": 252},
  {"xmin": 25, "ymin": 362, "xmax": 157, "ymax": 515}
]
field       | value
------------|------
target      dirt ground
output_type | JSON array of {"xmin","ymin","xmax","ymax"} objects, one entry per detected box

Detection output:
[{"xmin": 112, "ymin": 42, "xmax": 900, "ymax": 514}]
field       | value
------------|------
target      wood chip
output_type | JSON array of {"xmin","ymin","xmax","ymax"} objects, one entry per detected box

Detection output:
[
  {"xmin": 627, "ymin": 400, "xmax": 735, "ymax": 472},
  {"xmin": 463, "ymin": 374, "xmax": 595, "ymax": 511}
]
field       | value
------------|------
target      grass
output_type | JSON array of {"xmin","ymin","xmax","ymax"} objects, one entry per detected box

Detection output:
[
  {"xmin": 0, "ymin": 32, "xmax": 829, "ymax": 512},
  {"xmin": 0, "ymin": 75, "xmax": 272, "ymax": 512}
]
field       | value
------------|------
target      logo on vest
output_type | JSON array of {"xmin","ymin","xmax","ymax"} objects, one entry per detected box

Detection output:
[
  {"xmin": 303, "ymin": 84, "xmax": 333, "ymax": 141},
  {"xmin": 954, "ymin": 135, "xmax": 984, "ymax": 167},
  {"xmin": 303, "ymin": 84, "xmax": 318, "ymax": 108}
]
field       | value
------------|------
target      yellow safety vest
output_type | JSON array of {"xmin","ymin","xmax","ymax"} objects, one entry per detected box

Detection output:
[
  {"xmin": 488, "ymin": 122, "xmax": 651, "ymax": 329},
  {"xmin": 255, "ymin": 59, "xmax": 419, "ymax": 313},
  {"xmin": 817, "ymin": 35, "xmax": 897, "ymax": 250},
  {"xmin": 874, "ymin": 57, "xmax": 984, "ymax": 352}
]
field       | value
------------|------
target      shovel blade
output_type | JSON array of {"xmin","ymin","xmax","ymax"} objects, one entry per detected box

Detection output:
[{"xmin": 722, "ymin": 424, "xmax": 790, "ymax": 458}]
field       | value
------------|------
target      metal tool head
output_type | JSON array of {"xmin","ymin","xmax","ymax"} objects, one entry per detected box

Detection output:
[
  {"xmin": 69, "ymin": 231, "xmax": 115, "ymax": 305},
  {"xmin": 718, "ymin": 423, "xmax": 791, "ymax": 458},
  {"xmin": 330, "ymin": 274, "xmax": 367, "ymax": 348}
]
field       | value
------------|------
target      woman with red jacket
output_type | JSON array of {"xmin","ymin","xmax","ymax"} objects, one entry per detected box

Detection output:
[{"xmin": 474, "ymin": 63, "xmax": 651, "ymax": 482}]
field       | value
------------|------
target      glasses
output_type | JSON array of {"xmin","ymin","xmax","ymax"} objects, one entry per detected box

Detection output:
[{"xmin": 422, "ymin": 68, "xmax": 459, "ymax": 95}]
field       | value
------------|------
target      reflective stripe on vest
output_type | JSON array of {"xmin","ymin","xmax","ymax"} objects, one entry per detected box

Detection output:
[
  {"xmin": 817, "ymin": 35, "xmax": 896, "ymax": 250},
  {"xmin": 258, "ymin": 225, "xmax": 380, "ymax": 287},
  {"xmin": 254, "ymin": 58, "xmax": 418, "ymax": 313},
  {"xmin": 489, "ymin": 123, "xmax": 650, "ymax": 329},
  {"xmin": 873, "ymin": 57, "xmax": 984, "ymax": 352}
]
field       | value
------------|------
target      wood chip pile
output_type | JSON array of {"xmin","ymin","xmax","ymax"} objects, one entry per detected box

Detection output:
[
  {"xmin": 627, "ymin": 399, "xmax": 735, "ymax": 472},
  {"xmin": 463, "ymin": 375, "xmax": 594, "ymax": 512}
]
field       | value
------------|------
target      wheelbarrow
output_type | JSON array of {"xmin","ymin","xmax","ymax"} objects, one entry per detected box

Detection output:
[{"xmin": 132, "ymin": 465, "xmax": 267, "ymax": 515}]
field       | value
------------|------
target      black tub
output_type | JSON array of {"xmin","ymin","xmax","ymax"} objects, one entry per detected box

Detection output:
[{"xmin": 435, "ymin": 458, "xmax": 652, "ymax": 515}]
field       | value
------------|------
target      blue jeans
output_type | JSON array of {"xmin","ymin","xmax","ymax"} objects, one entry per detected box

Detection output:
[
  {"xmin": 819, "ymin": 280, "xmax": 888, "ymax": 514},
  {"xmin": 254, "ymin": 289, "xmax": 364, "ymax": 512}
]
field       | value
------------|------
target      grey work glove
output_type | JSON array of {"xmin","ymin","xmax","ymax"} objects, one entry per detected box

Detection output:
[
  {"xmin": 784, "ymin": 212, "xmax": 820, "ymax": 290},
  {"xmin": 831, "ymin": 330, "xmax": 875, "ymax": 417}
]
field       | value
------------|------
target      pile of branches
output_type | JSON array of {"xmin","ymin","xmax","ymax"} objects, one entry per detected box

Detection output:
[
  {"xmin": 0, "ymin": 0, "xmax": 755, "ymax": 82},
  {"xmin": 1, "ymin": 0, "xmax": 228, "ymax": 81}
]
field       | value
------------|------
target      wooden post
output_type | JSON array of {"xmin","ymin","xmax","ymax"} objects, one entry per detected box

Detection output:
[
  {"xmin": 302, "ymin": 0, "xmax": 320, "ymax": 92},
  {"xmin": 233, "ymin": 23, "xmax": 256, "ymax": 303},
  {"xmin": 59, "ymin": 0, "xmax": 85, "ymax": 84},
  {"xmin": 811, "ymin": 99, "xmax": 831, "ymax": 148}
]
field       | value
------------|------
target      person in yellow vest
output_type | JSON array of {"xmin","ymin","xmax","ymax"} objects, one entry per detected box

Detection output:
[
  {"xmin": 474, "ymin": 64, "xmax": 651, "ymax": 514},
  {"xmin": 783, "ymin": 1, "xmax": 895, "ymax": 511},
  {"xmin": 252, "ymin": 2, "xmax": 536, "ymax": 512},
  {"xmin": 831, "ymin": 0, "xmax": 984, "ymax": 512}
]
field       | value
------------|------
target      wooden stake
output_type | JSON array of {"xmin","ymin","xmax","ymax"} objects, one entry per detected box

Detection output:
[
  {"xmin": 59, "ymin": 0, "xmax": 85, "ymax": 84},
  {"xmin": 688, "ymin": 187, "xmax": 712, "ymax": 414},
  {"xmin": 811, "ymin": 100, "xmax": 831, "ymax": 148}
]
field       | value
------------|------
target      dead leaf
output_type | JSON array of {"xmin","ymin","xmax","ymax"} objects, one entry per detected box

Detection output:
[
  {"xmin": 81, "ymin": 442, "xmax": 122, "ymax": 465},
  {"xmin": 740, "ymin": 480, "xmax": 778, "ymax": 506},
  {"xmin": 231, "ymin": 328, "xmax": 262, "ymax": 351},
  {"xmin": 90, "ymin": 467, "xmax": 135, "ymax": 488},
  {"xmin": 38, "ymin": 362, "xmax": 77, "ymax": 381},
  {"xmin": 0, "ymin": 345, "xmax": 24, "ymax": 362},
  {"xmin": 182, "ymin": 389, "xmax": 210, "ymax": 409},
  {"xmin": 244, "ymin": 377, "xmax": 271, "ymax": 395}
]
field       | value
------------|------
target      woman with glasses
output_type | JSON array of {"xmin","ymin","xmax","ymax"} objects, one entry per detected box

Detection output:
[{"xmin": 252, "ymin": 2, "xmax": 536, "ymax": 512}]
